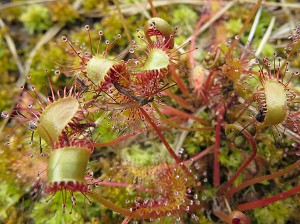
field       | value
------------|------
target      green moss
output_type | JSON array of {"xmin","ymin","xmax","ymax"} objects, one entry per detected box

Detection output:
[
  {"xmin": 256, "ymin": 132, "xmax": 283, "ymax": 165},
  {"xmin": 253, "ymin": 198, "xmax": 297, "ymax": 224},
  {"xmin": 225, "ymin": 19, "xmax": 243, "ymax": 38},
  {"xmin": 0, "ymin": 36, "xmax": 19, "ymax": 114},
  {"xmin": 0, "ymin": 84, "xmax": 19, "ymax": 112},
  {"xmin": 98, "ymin": 14, "xmax": 143, "ymax": 51},
  {"xmin": 172, "ymin": 5, "xmax": 197, "ymax": 35},
  {"xmin": 219, "ymin": 146, "xmax": 242, "ymax": 170},
  {"xmin": 0, "ymin": 183, "xmax": 23, "ymax": 221},
  {"xmin": 48, "ymin": 1, "xmax": 79, "ymax": 24},
  {"xmin": 30, "ymin": 193, "xmax": 85, "ymax": 223},
  {"xmin": 121, "ymin": 142, "xmax": 170, "ymax": 166},
  {"xmin": 0, "ymin": 2, "xmax": 299, "ymax": 223},
  {"xmin": 19, "ymin": 5, "xmax": 53, "ymax": 34},
  {"xmin": 29, "ymin": 41, "xmax": 66, "ymax": 91},
  {"xmin": 82, "ymin": 0, "xmax": 108, "ymax": 11},
  {"xmin": 0, "ymin": 36, "xmax": 18, "ymax": 74}
]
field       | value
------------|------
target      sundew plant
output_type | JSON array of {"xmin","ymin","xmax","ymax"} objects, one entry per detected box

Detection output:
[{"xmin": 0, "ymin": 0, "xmax": 300, "ymax": 223}]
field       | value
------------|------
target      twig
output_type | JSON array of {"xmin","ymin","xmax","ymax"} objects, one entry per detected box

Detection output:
[
  {"xmin": 0, "ymin": 0, "xmax": 56, "ymax": 11},
  {"xmin": 186, "ymin": 1, "xmax": 235, "ymax": 42},
  {"xmin": 240, "ymin": 0, "xmax": 300, "ymax": 9},
  {"xmin": 228, "ymin": 0, "xmax": 262, "ymax": 55},
  {"xmin": 280, "ymin": 0, "xmax": 296, "ymax": 29},
  {"xmin": 242, "ymin": 6, "xmax": 262, "ymax": 58},
  {"xmin": 147, "ymin": 0, "xmax": 157, "ymax": 17},
  {"xmin": 0, "ymin": 19, "xmax": 24, "ymax": 76},
  {"xmin": 17, "ymin": 0, "xmax": 83, "ymax": 87},
  {"xmin": 19, "ymin": 25, "xmax": 65, "ymax": 87},
  {"xmin": 255, "ymin": 16, "xmax": 276, "ymax": 57},
  {"xmin": 134, "ymin": 1, "xmax": 151, "ymax": 19},
  {"xmin": 81, "ymin": 0, "xmax": 226, "ymax": 18},
  {"xmin": 0, "ymin": 19, "xmax": 25, "ymax": 136},
  {"xmin": 112, "ymin": 0, "xmax": 134, "ymax": 54},
  {"xmin": 271, "ymin": 23, "xmax": 294, "ymax": 39},
  {"xmin": 81, "ymin": 0, "xmax": 300, "ymax": 18}
]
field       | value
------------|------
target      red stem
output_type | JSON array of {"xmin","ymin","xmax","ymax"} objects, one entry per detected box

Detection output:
[
  {"xmin": 226, "ymin": 160, "xmax": 300, "ymax": 198},
  {"xmin": 184, "ymin": 145, "xmax": 214, "ymax": 165},
  {"xmin": 214, "ymin": 210, "xmax": 231, "ymax": 223},
  {"xmin": 139, "ymin": 106, "xmax": 205, "ymax": 190},
  {"xmin": 94, "ymin": 131, "xmax": 142, "ymax": 147},
  {"xmin": 237, "ymin": 184, "xmax": 300, "ymax": 211},
  {"xmin": 189, "ymin": 13, "xmax": 210, "ymax": 70},
  {"xmin": 170, "ymin": 65, "xmax": 189, "ymax": 98},
  {"xmin": 121, "ymin": 216, "xmax": 132, "ymax": 224},
  {"xmin": 140, "ymin": 107, "xmax": 206, "ymax": 193},
  {"xmin": 100, "ymin": 181, "xmax": 157, "ymax": 194},
  {"xmin": 202, "ymin": 70, "xmax": 218, "ymax": 104},
  {"xmin": 217, "ymin": 123, "xmax": 257, "ymax": 196},
  {"xmin": 152, "ymin": 102, "xmax": 213, "ymax": 132},
  {"xmin": 140, "ymin": 107, "xmax": 182, "ymax": 164},
  {"xmin": 147, "ymin": 0, "xmax": 157, "ymax": 17},
  {"xmin": 162, "ymin": 105, "xmax": 209, "ymax": 125},
  {"xmin": 214, "ymin": 105, "xmax": 224, "ymax": 187},
  {"xmin": 165, "ymin": 89, "xmax": 195, "ymax": 112}
]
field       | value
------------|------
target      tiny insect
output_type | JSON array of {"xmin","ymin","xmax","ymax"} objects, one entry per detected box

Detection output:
[
  {"xmin": 255, "ymin": 109, "xmax": 265, "ymax": 123},
  {"xmin": 113, "ymin": 82, "xmax": 154, "ymax": 106},
  {"xmin": 75, "ymin": 77, "xmax": 89, "ymax": 93},
  {"xmin": 29, "ymin": 120, "xmax": 38, "ymax": 131},
  {"xmin": 221, "ymin": 80, "xmax": 234, "ymax": 98},
  {"xmin": 95, "ymin": 81, "xmax": 176, "ymax": 111}
]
